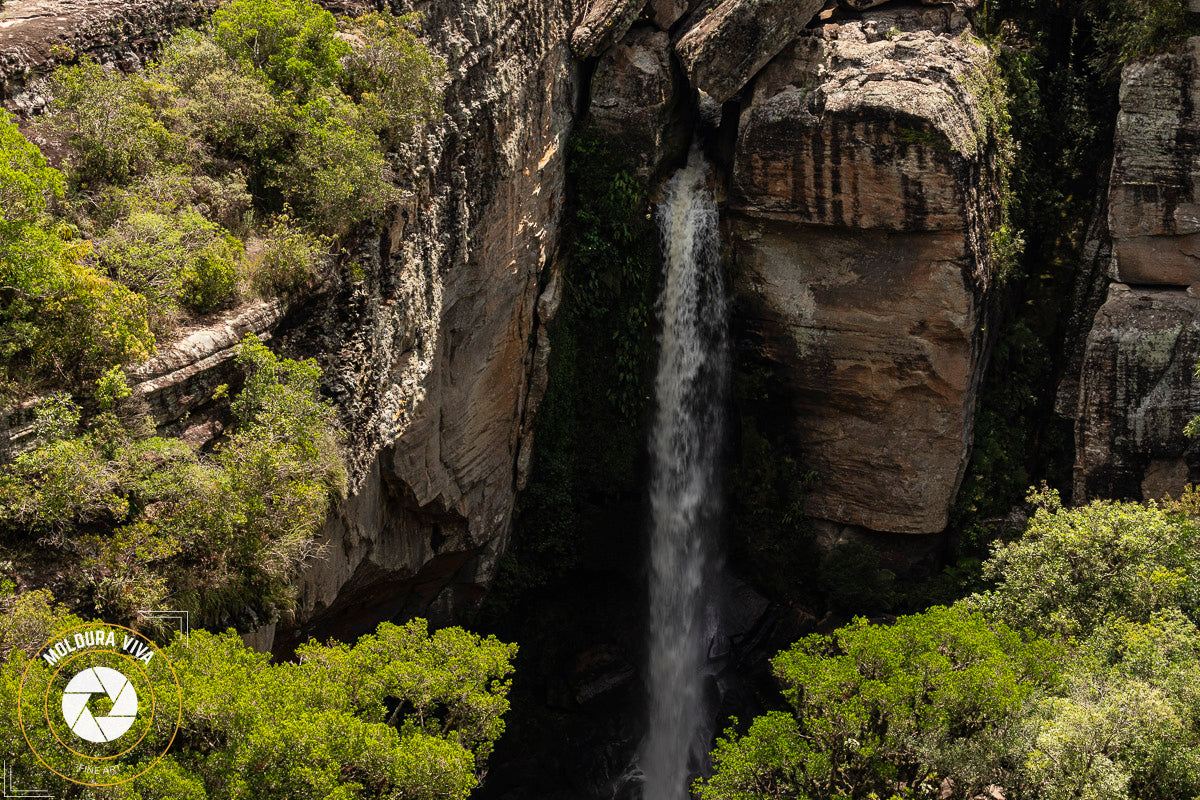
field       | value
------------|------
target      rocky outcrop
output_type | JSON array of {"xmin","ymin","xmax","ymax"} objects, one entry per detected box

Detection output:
[
  {"xmin": 570, "ymin": 0, "xmax": 642, "ymax": 58},
  {"xmin": 0, "ymin": 0, "xmax": 579, "ymax": 644},
  {"xmin": 0, "ymin": 0, "xmax": 215, "ymax": 112},
  {"xmin": 1073, "ymin": 285, "xmax": 1200, "ymax": 501},
  {"xmin": 1066, "ymin": 39, "xmax": 1200, "ymax": 503},
  {"xmin": 729, "ymin": 23, "xmax": 999, "ymax": 534},
  {"xmin": 675, "ymin": 0, "xmax": 824, "ymax": 104},
  {"xmin": 586, "ymin": 25, "xmax": 687, "ymax": 178},
  {"xmin": 275, "ymin": 0, "xmax": 579, "ymax": 647},
  {"xmin": 1107, "ymin": 38, "xmax": 1200, "ymax": 287}
]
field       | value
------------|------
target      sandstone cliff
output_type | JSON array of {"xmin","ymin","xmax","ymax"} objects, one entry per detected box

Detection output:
[
  {"xmin": 0, "ymin": 0, "xmax": 579, "ymax": 646},
  {"xmin": 1064, "ymin": 38, "xmax": 1200, "ymax": 503},
  {"xmin": 727, "ymin": 14, "xmax": 998, "ymax": 535}
]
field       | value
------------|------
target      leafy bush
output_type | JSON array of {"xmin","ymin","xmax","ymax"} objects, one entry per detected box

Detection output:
[
  {"xmin": 273, "ymin": 96, "xmax": 398, "ymax": 234},
  {"xmin": 0, "ymin": 337, "xmax": 344, "ymax": 624},
  {"xmin": 706, "ymin": 494, "xmax": 1200, "ymax": 799},
  {"xmin": 697, "ymin": 606, "xmax": 1062, "ymax": 800},
  {"xmin": 211, "ymin": 0, "xmax": 348, "ymax": 97},
  {"xmin": 343, "ymin": 12, "xmax": 446, "ymax": 144},
  {"xmin": 969, "ymin": 486, "xmax": 1200, "ymax": 638},
  {"xmin": 44, "ymin": 59, "xmax": 184, "ymax": 185},
  {"xmin": 247, "ymin": 214, "xmax": 327, "ymax": 295},
  {"xmin": 0, "ymin": 590, "xmax": 516, "ymax": 800},
  {"xmin": 0, "ymin": 112, "xmax": 153, "ymax": 394},
  {"xmin": 96, "ymin": 209, "xmax": 242, "ymax": 318},
  {"xmin": 1096, "ymin": 0, "xmax": 1200, "ymax": 69}
]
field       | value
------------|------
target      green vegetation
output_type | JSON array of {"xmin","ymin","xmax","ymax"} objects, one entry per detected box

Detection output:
[
  {"xmin": 1, "ymin": 0, "xmax": 443, "ymax": 401},
  {"xmin": 0, "ymin": 588, "xmax": 516, "ymax": 799},
  {"xmin": 0, "ymin": 111, "xmax": 154, "ymax": 396},
  {"xmin": 699, "ymin": 490, "xmax": 1200, "ymax": 799},
  {"xmin": 961, "ymin": 46, "xmax": 1024, "ymax": 282},
  {"xmin": 0, "ymin": 336, "xmax": 345, "ymax": 626}
]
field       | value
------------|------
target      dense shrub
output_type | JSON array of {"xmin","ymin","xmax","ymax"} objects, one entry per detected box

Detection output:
[
  {"xmin": 0, "ymin": 590, "xmax": 516, "ymax": 800},
  {"xmin": 246, "ymin": 213, "xmax": 327, "ymax": 295},
  {"xmin": 0, "ymin": 112, "xmax": 153, "ymax": 395},
  {"xmin": 969, "ymin": 486, "xmax": 1200, "ymax": 638},
  {"xmin": 703, "ymin": 495, "xmax": 1200, "ymax": 800},
  {"xmin": 698, "ymin": 606, "xmax": 1061, "ymax": 800},
  {"xmin": 44, "ymin": 59, "xmax": 185, "ymax": 185},
  {"xmin": 96, "ymin": 209, "xmax": 242, "ymax": 317},
  {"xmin": 343, "ymin": 12, "xmax": 446, "ymax": 144},
  {"xmin": 272, "ymin": 96, "xmax": 398, "ymax": 234},
  {"xmin": 211, "ymin": 0, "xmax": 348, "ymax": 97},
  {"xmin": 0, "ymin": 337, "xmax": 344, "ymax": 624},
  {"xmin": 16, "ymin": 0, "xmax": 445, "ymax": 384}
]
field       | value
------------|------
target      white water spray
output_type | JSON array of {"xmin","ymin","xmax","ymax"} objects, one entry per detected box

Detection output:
[{"xmin": 641, "ymin": 148, "xmax": 728, "ymax": 800}]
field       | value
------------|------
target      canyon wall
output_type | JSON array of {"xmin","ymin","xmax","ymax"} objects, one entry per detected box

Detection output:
[
  {"xmin": 727, "ymin": 12, "xmax": 997, "ymax": 536},
  {"xmin": 0, "ymin": 0, "xmax": 580, "ymax": 647},
  {"xmin": 1063, "ymin": 37, "xmax": 1200, "ymax": 503}
]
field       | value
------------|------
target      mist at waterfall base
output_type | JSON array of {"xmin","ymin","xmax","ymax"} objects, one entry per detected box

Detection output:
[{"xmin": 636, "ymin": 148, "xmax": 730, "ymax": 800}]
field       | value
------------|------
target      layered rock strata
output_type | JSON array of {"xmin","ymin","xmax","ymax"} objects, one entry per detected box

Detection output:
[
  {"xmin": 729, "ymin": 22, "xmax": 1000, "ymax": 534},
  {"xmin": 1066, "ymin": 37, "xmax": 1200, "ymax": 503}
]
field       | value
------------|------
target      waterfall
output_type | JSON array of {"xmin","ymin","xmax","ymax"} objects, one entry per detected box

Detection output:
[{"xmin": 641, "ymin": 147, "xmax": 728, "ymax": 800}]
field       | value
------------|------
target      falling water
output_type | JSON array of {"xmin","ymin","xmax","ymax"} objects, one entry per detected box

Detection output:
[{"xmin": 641, "ymin": 148, "xmax": 728, "ymax": 800}]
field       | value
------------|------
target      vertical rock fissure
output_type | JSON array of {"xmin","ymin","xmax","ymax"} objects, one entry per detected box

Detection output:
[{"xmin": 641, "ymin": 147, "xmax": 729, "ymax": 799}]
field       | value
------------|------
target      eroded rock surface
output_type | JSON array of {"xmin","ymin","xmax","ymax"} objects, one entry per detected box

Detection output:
[
  {"xmin": 675, "ymin": 0, "xmax": 824, "ymax": 104},
  {"xmin": 730, "ymin": 24, "xmax": 999, "ymax": 534},
  {"xmin": 587, "ymin": 25, "xmax": 687, "ymax": 178},
  {"xmin": 1073, "ymin": 285, "xmax": 1200, "ymax": 501},
  {"xmin": 276, "ymin": 0, "xmax": 579, "ymax": 646},
  {"xmin": 1066, "ymin": 38, "xmax": 1200, "ymax": 504},
  {"xmin": 1108, "ymin": 38, "xmax": 1200, "ymax": 287},
  {"xmin": 0, "ymin": 0, "xmax": 215, "ymax": 112},
  {"xmin": 570, "ymin": 0, "xmax": 642, "ymax": 57}
]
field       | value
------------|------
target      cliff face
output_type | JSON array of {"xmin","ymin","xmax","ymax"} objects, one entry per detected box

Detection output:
[
  {"xmin": 1064, "ymin": 38, "xmax": 1200, "ymax": 503},
  {"xmin": 274, "ymin": 0, "xmax": 580, "ymax": 647},
  {"xmin": 0, "ymin": 0, "xmax": 579, "ymax": 646},
  {"xmin": 727, "ymin": 13, "xmax": 997, "ymax": 535}
]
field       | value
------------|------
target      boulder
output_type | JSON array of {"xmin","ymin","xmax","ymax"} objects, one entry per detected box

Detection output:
[
  {"xmin": 587, "ymin": 26, "xmax": 687, "ymax": 177},
  {"xmin": 571, "ymin": 0, "xmax": 644, "ymax": 58},
  {"xmin": 729, "ymin": 25, "xmax": 999, "ymax": 534},
  {"xmin": 675, "ymin": 0, "xmax": 824, "ymax": 104},
  {"xmin": 1108, "ymin": 37, "xmax": 1200, "ymax": 286},
  {"xmin": 1072, "ymin": 284, "xmax": 1200, "ymax": 502}
]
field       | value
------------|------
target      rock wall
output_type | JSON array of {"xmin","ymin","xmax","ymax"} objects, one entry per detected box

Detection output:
[
  {"xmin": 1065, "ymin": 38, "xmax": 1200, "ymax": 503},
  {"xmin": 0, "ymin": 0, "xmax": 580, "ymax": 646},
  {"xmin": 727, "ymin": 15, "xmax": 998, "ymax": 535},
  {"xmin": 0, "ymin": 0, "xmax": 216, "ymax": 113},
  {"xmin": 276, "ymin": 0, "xmax": 579, "ymax": 648}
]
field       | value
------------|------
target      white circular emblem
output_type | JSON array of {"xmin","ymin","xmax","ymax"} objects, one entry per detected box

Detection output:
[{"xmin": 60, "ymin": 666, "xmax": 138, "ymax": 743}]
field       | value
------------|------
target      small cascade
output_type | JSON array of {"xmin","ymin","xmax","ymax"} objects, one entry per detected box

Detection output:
[{"xmin": 640, "ymin": 147, "xmax": 730, "ymax": 800}]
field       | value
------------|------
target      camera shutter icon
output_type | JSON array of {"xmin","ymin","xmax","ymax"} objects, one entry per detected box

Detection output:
[{"xmin": 60, "ymin": 666, "xmax": 138, "ymax": 743}]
